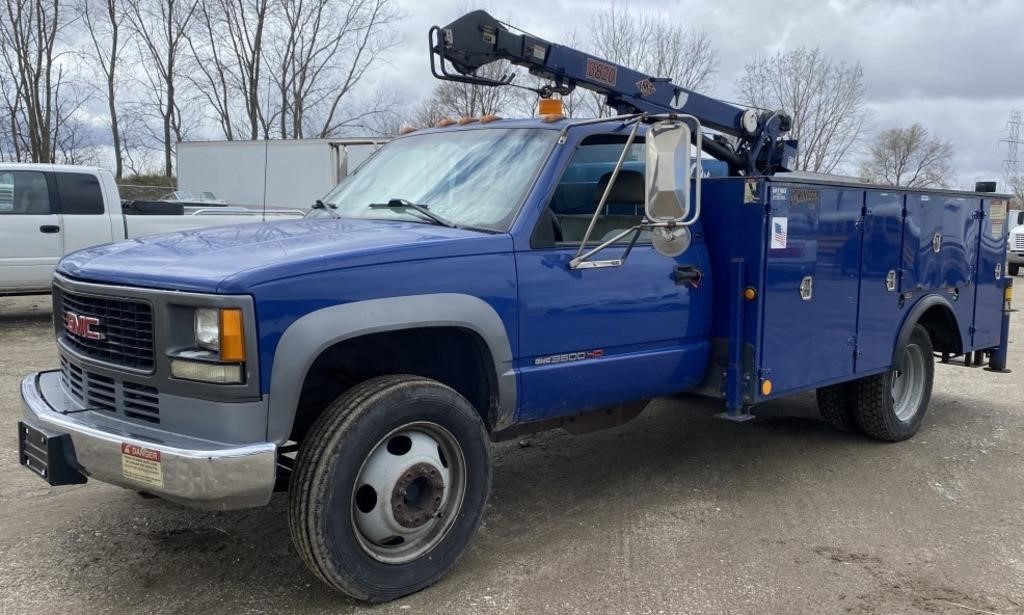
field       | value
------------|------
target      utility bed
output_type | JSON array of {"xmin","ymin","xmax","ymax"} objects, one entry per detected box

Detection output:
[{"xmin": 698, "ymin": 175, "xmax": 1011, "ymax": 406}]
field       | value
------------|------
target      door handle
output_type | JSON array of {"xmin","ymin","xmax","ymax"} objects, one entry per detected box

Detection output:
[
  {"xmin": 672, "ymin": 265, "xmax": 702, "ymax": 286},
  {"xmin": 39, "ymin": 225, "xmax": 60, "ymax": 234}
]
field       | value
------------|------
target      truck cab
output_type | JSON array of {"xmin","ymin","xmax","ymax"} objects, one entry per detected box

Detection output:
[
  {"xmin": 1009, "ymin": 208, "xmax": 1024, "ymax": 276},
  {"xmin": 0, "ymin": 164, "xmax": 120, "ymax": 294},
  {"xmin": 0, "ymin": 164, "xmax": 304, "ymax": 296}
]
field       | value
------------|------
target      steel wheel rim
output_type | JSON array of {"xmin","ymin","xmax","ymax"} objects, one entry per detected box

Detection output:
[
  {"xmin": 892, "ymin": 343, "xmax": 926, "ymax": 423},
  {"xmin": 350, "ymin": 421, "xmax": 467, "ymax": 564}
]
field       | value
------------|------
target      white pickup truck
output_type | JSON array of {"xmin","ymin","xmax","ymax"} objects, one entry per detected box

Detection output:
[{"xmin": 0, "ymin": 164, "xmax": 302, "ymax": 295}]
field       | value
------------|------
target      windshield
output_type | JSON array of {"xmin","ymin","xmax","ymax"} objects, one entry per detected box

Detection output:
[{"xmin": 321, "ymin": 128, "xmax": 558, "ymax": 231}]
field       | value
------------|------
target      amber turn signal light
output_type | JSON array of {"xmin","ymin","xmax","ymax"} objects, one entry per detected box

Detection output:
[
  {"xmin": 219, "ymin": 308, "xmax": 246, "ymax": 362},
  {"xmin": 538, "ymin": 98, "xmax": 563, "ymax": 115}
]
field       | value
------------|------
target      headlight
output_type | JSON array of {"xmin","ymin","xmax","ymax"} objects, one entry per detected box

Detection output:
[
  {"xmin": 192, "ymin": 307, "xmax": 246, "ymax": 362},
  {"xmin": 195, "ymin": 308, "xmax": 220, "ymax": 350},
  {"xmin": 172, "ymin": 307, "xmax": 248, "ymax": 385}
]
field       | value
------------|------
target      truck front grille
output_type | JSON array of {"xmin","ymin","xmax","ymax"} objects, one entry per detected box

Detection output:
[
  {"xmin": 57, "ymin": 290, "xmax": 155, "ymax": 371},
  {"xmin": 61, "ymin": 356, "xmax": 161, "ymax": 424},
  {"xmin": 1014, "ymin": 234, "xmax": 1024, "ymax": 251}
]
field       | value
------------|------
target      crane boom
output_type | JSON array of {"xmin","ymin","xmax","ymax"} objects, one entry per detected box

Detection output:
[{"xmin": 429, "ymin": 10, "xmax": 798, "ymax": 176}]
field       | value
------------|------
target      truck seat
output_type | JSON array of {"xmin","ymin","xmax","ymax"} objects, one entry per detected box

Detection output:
[{"xmin": 556, "ymin": 170, "xmax": 648, "ymax": 243}]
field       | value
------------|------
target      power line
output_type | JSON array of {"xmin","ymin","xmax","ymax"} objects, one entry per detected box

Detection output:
[{"xmin": 1001, "ymin": 110, "xmax": 1022, "ymax": 183}]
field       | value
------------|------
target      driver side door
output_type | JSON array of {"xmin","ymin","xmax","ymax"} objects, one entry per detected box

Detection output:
[{"xmin": 514, "ymin": 134, "xmax": 711, "ymax": 423}]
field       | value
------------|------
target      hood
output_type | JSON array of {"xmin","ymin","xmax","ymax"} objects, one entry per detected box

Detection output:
[{"xmin": 58, "ymin": 218, "xmax": 511, "ymax": 293}]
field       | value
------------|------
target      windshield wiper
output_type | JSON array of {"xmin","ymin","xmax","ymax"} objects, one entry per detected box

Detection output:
[
  {"xmin": 312, "ymin": 199, "xmax": 339, "ymax": 218},
  {"xmin": 369, "ymin": 198, "xmax": 458, "ymax": 228}
]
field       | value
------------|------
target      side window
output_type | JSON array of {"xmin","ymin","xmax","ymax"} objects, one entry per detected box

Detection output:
[
  {"xmin": 0, "ymin": 171, "xmax": 54, "ymax": 215},
  {"xmin": 548, "ymin": 136, "xmax": 647, "ymax": 245},
  {"xmin": 55, "ymin": 173, "xmax": 105, "ymax": 215}
]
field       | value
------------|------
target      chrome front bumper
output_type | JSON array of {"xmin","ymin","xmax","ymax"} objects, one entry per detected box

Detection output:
[{"xmin": 19, "ymin": 371, "xmax": 277, "ymax": 510}]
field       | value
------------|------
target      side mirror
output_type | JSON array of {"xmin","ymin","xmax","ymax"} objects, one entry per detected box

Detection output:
[
  {"xmin": 645, "ymin": 120, "xmax": 692, "ymax": 222},
  {"xmin": 645, "ymin": 118, "xmax": 702, "ymax": 258}
]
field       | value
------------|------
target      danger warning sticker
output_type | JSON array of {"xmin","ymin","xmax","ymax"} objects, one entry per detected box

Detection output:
[{"xmin": 121, "ymin": 443, "xmax": 164, "ymax": 488}]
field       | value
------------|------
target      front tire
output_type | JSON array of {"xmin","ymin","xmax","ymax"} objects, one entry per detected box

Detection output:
[
  {"xmin": 1010, "ymin": 263, "xmax": 1021, "ymax": 276},
  {"xmin": 288, "ymin": 375, "xmax": 491, "ymax": 602},
  {"xmin": 850, "ymin": 324, "xmax": 934, "ymax": 441}
]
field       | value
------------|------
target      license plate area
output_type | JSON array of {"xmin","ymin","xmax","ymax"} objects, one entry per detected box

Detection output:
[{"xmin": 17, "ymin": 421, "xmax": 87, "ymax": 486}]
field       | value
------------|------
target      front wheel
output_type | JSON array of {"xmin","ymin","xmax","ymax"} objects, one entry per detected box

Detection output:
[
  {"xmin": 1010, "ymin": 263, "xmax": 1021, "ymax": 276},
  {"xmin": 288, "ymin": 375, "xmax": 491, "ymax": 601},
  {"xmin": 850, "ymin": 324, "xmax": 934, "ymax": 441}
]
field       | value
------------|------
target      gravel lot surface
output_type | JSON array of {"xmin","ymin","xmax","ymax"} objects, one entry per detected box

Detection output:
[{"xmin": 1, "ymin": 293, "xmax": 1022, "ymax": 614}]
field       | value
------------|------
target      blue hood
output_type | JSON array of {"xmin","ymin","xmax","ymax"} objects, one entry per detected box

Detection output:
[{"xmin": 58, "ymin": 218, "xmax": 511, "ymax": 293}]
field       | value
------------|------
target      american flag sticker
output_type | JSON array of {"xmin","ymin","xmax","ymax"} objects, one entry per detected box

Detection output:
[{"xmin": 770, "ymin": 217, "xmax": 788, "ymax": 249}]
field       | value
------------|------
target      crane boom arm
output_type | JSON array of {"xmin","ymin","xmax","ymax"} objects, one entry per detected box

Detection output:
[{"xmin": 429, "ymin": 10, "xmax": 797, "ymax": 175}]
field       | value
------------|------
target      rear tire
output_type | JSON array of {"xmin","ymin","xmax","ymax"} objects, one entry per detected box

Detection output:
[
  {"xmin": 850, "ymin": 324, "xmax": 934, "ymax": 441},
  {"xmin": 288, "ymin": 375, "xmax": 491, "ymax": 602},
  {"xmin": 1010, "ymin": 263, "xmax": 1021, "ymax": 276},
  {"xmin": 816, "ymin": 382, "xmax": 858, "ymax": 433}
]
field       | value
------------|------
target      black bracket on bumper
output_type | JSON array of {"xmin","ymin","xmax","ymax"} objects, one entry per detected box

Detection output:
[{"xmin": 18, "ymin": 421, "xmax": 87, "ymax": 486}]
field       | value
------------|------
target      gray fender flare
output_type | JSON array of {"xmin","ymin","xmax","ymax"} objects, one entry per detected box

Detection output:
[
  {"xmin": 892, "ymin": 293, "xmax": 963, "ymax": 368},
  {"xmin": 266, "ymin": 293, "xmax": 516, "ymax": 443}
]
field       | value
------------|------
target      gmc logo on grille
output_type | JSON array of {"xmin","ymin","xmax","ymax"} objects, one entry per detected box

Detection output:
[{"xmin": 64, "ymin": 311, "xmax": 104, "ymax": 340}]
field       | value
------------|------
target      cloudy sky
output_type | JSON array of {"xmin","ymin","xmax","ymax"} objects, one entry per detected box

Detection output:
[{"xmin": 378, "ymin": 0, "xmax": 1023, "ymax": 189}]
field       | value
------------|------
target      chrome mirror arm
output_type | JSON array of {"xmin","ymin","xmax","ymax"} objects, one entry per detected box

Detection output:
[{"xmin": 574, "ymin": 118, "xmax": 644, "ymax": 260}]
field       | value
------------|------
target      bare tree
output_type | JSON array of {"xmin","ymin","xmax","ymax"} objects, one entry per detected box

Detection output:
[
  {"xmin": 79, "ymin": 0, "xmax": 128, "ymax": 177},
  {"xmin": 126, "ymin": 0, "xmax": 199, "ymax": 176},
  {"xmin": 737, "ymin": 46, "xmax": 867, "ymax": 174},
  {"xmin": 585, "ymin": 3, "xmax": 718, "ymax": 117},
  {"xmin": 185, "ymin": 0, "xmax": 237, "ymax": 140},
  {"xmin": 267, "ymin": 0, "xmax": 399, "ymax": 139},
  {"xmin": 859, "ymin": 123, "xmax": 954, "ymax": 189},
  {"xmin": 0, "ymin": 0, "xmax": 70, "ymax": 162},
  {"xmin": 186, "ymin": 0, "xmax": 268, "ymax": 140},
  {"xmin": 413, "ymin": 60, "xmax": 521, "ymax": 126},
  {"xmin": 1006, "ymin": 175, "xmax": 1023, "ymax": 208}
]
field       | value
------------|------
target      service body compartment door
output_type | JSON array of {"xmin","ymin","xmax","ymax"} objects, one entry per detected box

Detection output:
[
  {"xmin": 972, "ymin": 197, "xmax": 1009, "ymax": 349},
  {"xmin": 760, "ymin": 184, "xmax": 861, "ymax": 394},
  {"xmin": 854, "ymin": 191, "xmax": 904, "ymax": 373},
  {"xmin": 900, "ymin": 194, "xmax": 976, "ymax": 292},
  {"xmin": 900, "ymin": 193, "xmax": 979, "ymax": 350}
]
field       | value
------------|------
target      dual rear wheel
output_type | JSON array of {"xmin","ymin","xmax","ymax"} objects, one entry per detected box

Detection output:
[{"xmin": 816, "ymin": 324, "xmax": 934, "ymax": 441}]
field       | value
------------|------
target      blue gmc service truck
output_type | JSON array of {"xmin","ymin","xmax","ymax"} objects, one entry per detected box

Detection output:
[{"xmin": 16, "ymin": 11, "xmax": 1014, "ymax": 601}]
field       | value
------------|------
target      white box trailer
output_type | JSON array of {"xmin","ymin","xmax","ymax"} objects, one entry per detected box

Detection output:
[{"xmin": 176, "ymin": 138, "xmax": 386, "ymax": 210}]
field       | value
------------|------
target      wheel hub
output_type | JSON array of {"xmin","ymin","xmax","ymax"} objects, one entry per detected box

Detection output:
[
  {"xmin": 350, "ymin": 423, "xmax": 465, "ymax": 564},
  {"xmin": 891, "ymin": 343, "xmax": 926, "ymax": 423},
  {"xmin": 391, "ymin": 462, "xmax": 445, "ymax": 528}
]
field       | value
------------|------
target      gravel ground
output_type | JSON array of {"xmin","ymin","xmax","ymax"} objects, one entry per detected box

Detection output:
[{"xmin": 1, "ymin": 293, "xmax": 1022, "ymax": 615}]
